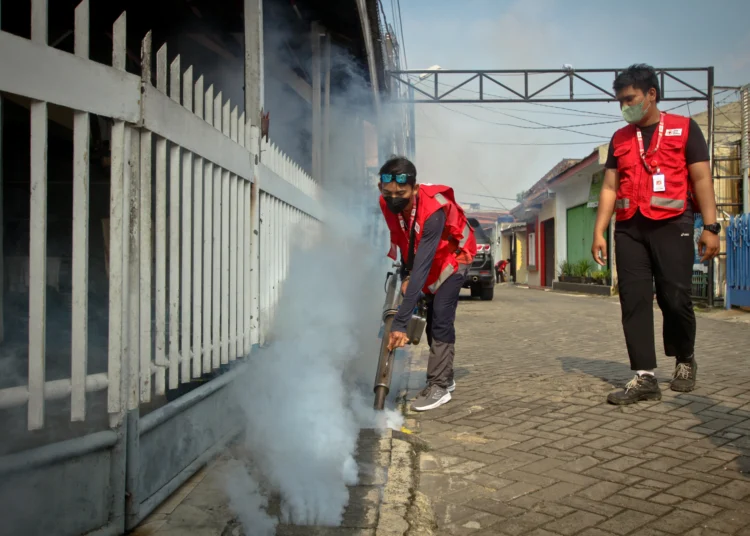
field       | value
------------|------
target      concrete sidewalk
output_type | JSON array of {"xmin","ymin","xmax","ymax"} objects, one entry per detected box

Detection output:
[
  {"xmin": 403, "ymin": 285, "xmax": 750, "ymax": 535},
  {"xmin": 131, "ymin": 428, "xmax": 426, "ymax": 536}
]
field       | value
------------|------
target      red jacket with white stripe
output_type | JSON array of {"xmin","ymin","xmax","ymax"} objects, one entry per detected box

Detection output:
[{"xmin": 380, "ymin": 184, "xmax": 476, "ymax": 294}]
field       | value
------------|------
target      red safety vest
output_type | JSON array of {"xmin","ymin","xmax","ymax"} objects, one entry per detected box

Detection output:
[
  {"xmin": 612, "ymin": 112, "xmax": 692, "ymax": 221},
  {"xmin": 380, "ymin": 184, "xmax": 477, "ymax": 294}
]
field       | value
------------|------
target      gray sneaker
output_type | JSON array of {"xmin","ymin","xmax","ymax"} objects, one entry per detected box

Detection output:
[
  {"xmin": 447, "ymin": 380, "xmax": 456, "ymax": 393},
  {"xmin": 671, "ymin": 357, "xmax": 697, "ymax": 392},
  {"xmin": 411, "ymin": 385, "xmax": 451, "ymax": 412},
  {"xmin": 607, "ymin": 374, "xmax": 661, "ymax": 405}
]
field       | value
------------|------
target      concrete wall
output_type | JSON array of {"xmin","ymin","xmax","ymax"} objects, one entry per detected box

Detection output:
[
  {"xmin": 526, "ymin": 199, "xmax": 555, "ymax": 288},
  {"xmin": 539, "ymin": 198, "xmax": 557, "ymax": 286},
  {"xmin": 515, "ymin": 231, "xmax": 528, "ymax": 284},
  {"xmin": 539, "ymin": 197, "xmax": 555, "ymax": 222},
  {"xmin": 501, "ymin": 233, "xmax": 513, "ymax": 263},
  {"xmin": 528, "ymin": 222, "xmax": 541, "ymax": 287}
]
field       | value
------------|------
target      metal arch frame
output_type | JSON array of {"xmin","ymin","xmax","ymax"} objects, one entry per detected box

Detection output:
[{"xmin": 386, "ymin": 67, "xmax": 714, "ymax": 104}]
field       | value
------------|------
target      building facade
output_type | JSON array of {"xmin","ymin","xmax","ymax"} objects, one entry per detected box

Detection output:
[
  {"xmin": 511, "ymin": 159, "xmax": 581, "ymax": 288},
  {"xmin": 546, "ymin": 145, "xmax": 614, "ymax": 289}
]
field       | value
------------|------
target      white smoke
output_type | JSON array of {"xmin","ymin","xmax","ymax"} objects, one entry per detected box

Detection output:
[
  {"xmin": 227, "ymin": 214, "xmax": 404, "ymax": 529},
  {"xmin": 223, "ymin": 5, "xmax": 411, "ymax": 530},
  {"xmin": 224, "ymin": 461, "xmax": 278, "ymax": 536}
]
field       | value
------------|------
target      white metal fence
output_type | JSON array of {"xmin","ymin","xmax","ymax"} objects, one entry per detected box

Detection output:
[{"xmin": 0, "ymin": 0, "xmax": 321, "ymax": 432}]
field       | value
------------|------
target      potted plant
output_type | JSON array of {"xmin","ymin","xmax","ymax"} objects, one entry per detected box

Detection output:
[
  {"xmin": 568, "ymin": 259, "xmax": 593, "ymax": 284},
  {"xmin": 590, "ymin": 268, "xmax": 613, "ymax": 286},
  {"xmin": 558, "ymin": 260, "xmax": 573, "ymax": 282}
]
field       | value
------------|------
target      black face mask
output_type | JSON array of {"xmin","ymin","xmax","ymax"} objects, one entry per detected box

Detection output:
[{"xmin": 384, "ymin": 196, "xmax": 410, "ymax": 214}]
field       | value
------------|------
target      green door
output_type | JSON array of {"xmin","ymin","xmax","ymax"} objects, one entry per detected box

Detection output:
[{"xmin": 566, "ymin": 204, "xmax": 608, "ymax": 267}]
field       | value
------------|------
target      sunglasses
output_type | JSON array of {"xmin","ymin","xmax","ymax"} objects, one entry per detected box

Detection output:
[{"xmin": 380, "ymin": 173, "xmax": 412, "ymax": 184}]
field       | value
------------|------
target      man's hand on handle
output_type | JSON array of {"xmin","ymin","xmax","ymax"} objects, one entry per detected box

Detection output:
[
  {"xmin": 698, "ymin": 230, "xmax": 720, "ymax": 262},
  {"xmin": 592, "ymin": 234, "xmax": 608, "ymax": 266},
  {"xmin": 388, "ymin": 331, "xmax": 409, "ymax": 351}
]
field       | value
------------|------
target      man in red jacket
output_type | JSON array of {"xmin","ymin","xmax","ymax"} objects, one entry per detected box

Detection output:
[
  {"xmin": 592, "ymin": 64, "xmax": 720, "ymax": 405},
  {"xmin": 378, "ymin": 156, "xmax": 477, "ymax": 411}
]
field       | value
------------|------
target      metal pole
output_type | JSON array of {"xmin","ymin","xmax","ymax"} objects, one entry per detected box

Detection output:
[
  {"xmin": 408, "ymin": 85, "xmax": 416, "ymax": 159},
  {"xmin": 741, "ymin": 84, "xmax": 749, "ymax": 214},
  {"xmin": 707, "ymin": 67, "xmax": 715, "ymax": 307},
  {"xmin": 355, "ymin": 0, "xmax": 380, "ymax": 115}
]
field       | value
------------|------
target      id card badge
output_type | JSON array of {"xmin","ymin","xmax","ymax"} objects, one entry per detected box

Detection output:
[{"xmin": 652, "ymin": 174, "xmax": 666, "ymax": 192}]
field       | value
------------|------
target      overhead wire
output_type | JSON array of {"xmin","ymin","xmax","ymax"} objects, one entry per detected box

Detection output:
[
  {"xmin": 435, "ymin": 104, "xmax": 618, "ymax": 136},
  {"xmin": 467, "ymin": 174, "xmax": 510, "ymax": 210},
  {"xmin": 418, "ymin": 135, "xmax": 605, "ymax": 147}
]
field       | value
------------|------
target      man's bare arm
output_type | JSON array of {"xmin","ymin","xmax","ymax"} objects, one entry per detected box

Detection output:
[
  {"xmin": 591, "ymin": 168, "xmax": 618, "ymax": 265},
  {"xmin": 594, "ymin": 169, "xmax": 619, "ymax": 237},
  {"xmin": 689, "ymin": 160, "xmax": 720, "ymax": 261},
  {"xmin": 688, "ymin": 161, "xmax": 717, "ymax": 225}
]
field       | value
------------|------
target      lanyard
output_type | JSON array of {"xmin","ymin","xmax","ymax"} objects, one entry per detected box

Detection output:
[
  {"xmin": 397, "ymin": 194, "xmax": 418, "ymax": 238},
  {"xmin": 635, "ymin": 112, "xmax": 664, "ymax": 175},
  {"xmin": 397, "ymin": 195, "xmax": 419, "ymax": 273}
]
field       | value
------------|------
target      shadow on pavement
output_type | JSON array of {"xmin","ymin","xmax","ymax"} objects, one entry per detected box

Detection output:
[
  {"xmin": 558, "ymin": 355, "xmax": 633, "ymax": 385},
  {"xmin": 557, "ymin": 355, "xmax": 750, "ymax": 479}
]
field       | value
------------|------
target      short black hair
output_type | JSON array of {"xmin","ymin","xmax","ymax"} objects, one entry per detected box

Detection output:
[
  {"xmin": 379, "ymin": 156, "xmax": 417, "ymax": 187},
  {"xmin": 613, "ymin": 64, "xmax": 661, "ymax": 103}
]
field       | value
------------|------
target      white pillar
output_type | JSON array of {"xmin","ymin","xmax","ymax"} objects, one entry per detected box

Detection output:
[
  {"xmin": 554, "ymin": 192, "xmax": 567, "ymax": 276},
  {"xmin": 245, "ymin": 0, "xmax": 263, "ymax": 346},
  {"xmin": 310, "ymin": 22, "xmax": 322, "ymax": 184}
]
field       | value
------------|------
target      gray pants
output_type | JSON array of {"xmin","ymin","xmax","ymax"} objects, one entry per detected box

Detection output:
[{"xmin": 425, "ymin": 264, "xmax": 468, "ymax": 388}]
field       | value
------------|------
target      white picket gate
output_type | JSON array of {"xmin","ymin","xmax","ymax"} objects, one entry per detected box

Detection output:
[
  {"xmin": 0, "ymin": 1, "xmax": 323, "ymax": 533},
  {"xmin": 0, "ymin": 0, "xmax": 320, "ymax": 430}
]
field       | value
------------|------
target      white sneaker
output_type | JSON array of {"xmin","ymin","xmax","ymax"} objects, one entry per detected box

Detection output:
[{"xmin": 447, "ymin": 380, "xmax": 456, "ymax": 392}]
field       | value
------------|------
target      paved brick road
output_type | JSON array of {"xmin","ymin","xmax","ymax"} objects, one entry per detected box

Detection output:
[{"xmin": 404, "ymin": 285, "xmax": 750, "ymax": 536}]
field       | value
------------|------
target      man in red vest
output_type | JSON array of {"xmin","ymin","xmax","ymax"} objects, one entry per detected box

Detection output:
[
  {"xmin": 592, "ymin": 64, "xmax": 720, "ymax": 405},
  {"xmin": 378, "ymin": 156, "xmax": 477, "ymax": 411},
  {"xmin": 495, "ymin": 258, "xmax": 511, "ymax": 283}
]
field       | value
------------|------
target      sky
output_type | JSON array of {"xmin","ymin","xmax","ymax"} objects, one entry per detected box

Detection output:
[{"xmin": 385, "ymin": 0, "xmax": 750, "ymax": 211}]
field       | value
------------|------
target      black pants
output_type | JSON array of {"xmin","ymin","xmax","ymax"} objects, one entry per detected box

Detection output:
[
  {"xmin": 424, "ymin": 266, "xmax": 467, "ymax": 387},
  {"xmin": 425, "ymin": 266, "xmax": 467, "ymax": 347},
  {"xmin": 615, "ymin": 210, "xmax": 696, "ymax": 370}
]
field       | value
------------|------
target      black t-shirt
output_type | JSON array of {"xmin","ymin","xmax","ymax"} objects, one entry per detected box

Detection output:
[{"xmin": 605, "ymin": 117, "xmax": 709, "ymax": 170}]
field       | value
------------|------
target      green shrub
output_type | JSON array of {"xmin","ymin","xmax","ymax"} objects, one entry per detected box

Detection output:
[
  {"xmin": 572, "ymin": 259, "xmax": 593, "ymax": 278},
  {"xmin": 558, "ymin": 260, "xmax": 574, "ymax": 277},
  {"xmin": 591, "ymin": 268, "xmax": 612, "ymax": 285}
]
